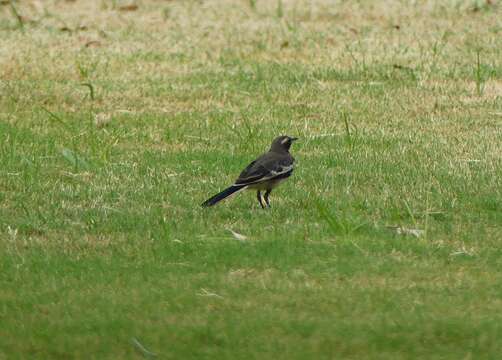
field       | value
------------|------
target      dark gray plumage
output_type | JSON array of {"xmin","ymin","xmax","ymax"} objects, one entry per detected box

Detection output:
[{"xmin": 201, "ymin": 135, "xmax": 298, "ymax": 208}]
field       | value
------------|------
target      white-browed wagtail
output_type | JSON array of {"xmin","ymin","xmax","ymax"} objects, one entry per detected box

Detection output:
[{"xmin": 201, "ymin": 135, "xmax": 298, "ymax": 208}]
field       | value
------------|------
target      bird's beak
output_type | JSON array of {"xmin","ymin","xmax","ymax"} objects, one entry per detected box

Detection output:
[{"xmin": 290, "ymin": 137, "xmax": 299, "ymax": 141}]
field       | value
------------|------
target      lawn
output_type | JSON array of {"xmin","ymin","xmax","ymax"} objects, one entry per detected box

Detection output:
[{"xmin": 1, "ymin": 0, "xmax": 501, "ymax": 358}]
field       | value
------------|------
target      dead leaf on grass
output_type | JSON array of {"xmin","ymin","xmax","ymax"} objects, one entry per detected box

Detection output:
[
  {"xmin": 84, "ymin": 40, "xmax": 102, "ymax": 48},
  {"xmin": 119, "ymin": 4, "xmax": 139, "ymax": 11},
  {"xmin": 94, "ymin": 113, "xmax": 111, "ymax": 128},
  {"xmin": 388, "ymin": 226, "xmax": 424, "ymax": 238},
  {"xmin": 450, "ymin": 245, "xmax": 476, "ymax": 257}
]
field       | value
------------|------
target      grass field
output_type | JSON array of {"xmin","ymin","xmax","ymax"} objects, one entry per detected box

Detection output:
[{"xmin": 1, "ymin": 0, "xmax": 502, "ymax": 358}]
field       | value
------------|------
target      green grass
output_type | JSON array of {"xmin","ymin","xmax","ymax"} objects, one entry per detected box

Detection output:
[{"xmin": 1, "ymin": 0, "xmax": 502, "ymax": 358}]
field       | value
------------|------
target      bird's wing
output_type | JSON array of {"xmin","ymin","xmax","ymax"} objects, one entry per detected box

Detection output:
[{"xmin": 234, "ymin": 153, "xmax": 294, "ymax": 186}]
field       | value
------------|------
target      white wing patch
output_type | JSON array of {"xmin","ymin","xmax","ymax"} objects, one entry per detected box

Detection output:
[
  {"xmin": 249, "ymin": 164, "xmax": 294, "ymax": 184},
  {"xmin": 269, "ymin": 164, "xmax": 294, "ymax": 177},
  {"xmin": 233, "ymin": 164, "xmax": 294, "ymax": 186}
]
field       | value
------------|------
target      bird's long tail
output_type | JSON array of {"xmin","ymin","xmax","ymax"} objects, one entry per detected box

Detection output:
[{"xmin": 201, "ymin": 185, "xmax": 247, "ymax": 207}]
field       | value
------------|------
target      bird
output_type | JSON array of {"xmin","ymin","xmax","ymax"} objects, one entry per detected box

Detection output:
[{"xmin": 201, "ymin": 135, "xmax": 298, "ymax": 208}]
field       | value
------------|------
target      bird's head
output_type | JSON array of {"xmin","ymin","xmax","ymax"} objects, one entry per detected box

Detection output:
[{"xmin": 270, "ymin": 135, "xmax": 298, "ymax": 153}]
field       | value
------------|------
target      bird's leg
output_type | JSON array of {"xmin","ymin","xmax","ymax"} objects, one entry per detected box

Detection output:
[
  {"xmin": 264, "ymin": 189, "xmax": 272, "ymax": 208},
  {"xmin": 256, "ymin": 191, "xmax": 265, "ymax": 209}
]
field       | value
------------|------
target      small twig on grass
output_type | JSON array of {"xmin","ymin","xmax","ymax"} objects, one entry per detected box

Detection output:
[
  {"xmin": 81, "ymin": 82, "xmax": 95, "ymax": 101},
  {"xmin": 197, "ymin": 288, "xmax": 224, "ymax": 299},
  {"xmin": 131, "ymin": 337, "xmax": 157, "ymax": 358},
  {"xmin": 450, "ymin": 245, "xmax": 475, "ymax": 257},
  {"xmin": 227, "ymin": 228, "xmax": 248, "ymax": 242},
  {"xmin": 184, "ymin": 135, "xmax": 210, "ymax": 141}
]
